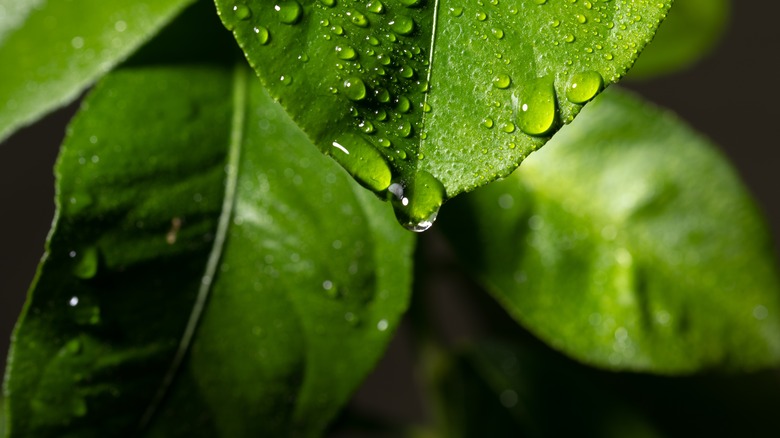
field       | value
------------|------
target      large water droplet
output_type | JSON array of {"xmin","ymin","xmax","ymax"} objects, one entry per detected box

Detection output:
[
  {"xmin": 517, "ymin": 76, "xmax": 557, "ymax": 136},
  {"xmin": 254, "ymin": 26, "xmax": 270, "ymax": 44},
  {"xmin": 347, "ymin": 10, "xmax": 369, "ymax": 27},
  {"xmin": 492, "ymin": 74, "xmax": 511, "ymax": 89},
  {"xmin": 342, "ymin": 77, "xmax": 367, "ymax": 101},
  {"xmin": 566, "ymin": 70, "xmax": 603, "ymax": 104},
  {"xmin": 389, "ymin": 16, "xmax": 415, "ymax": 35},
  {"xmin": 389, "ymin": 171, "xmax": 445, "ymax": 232},
  {"xmin": 275, "ymin": 1, "xmax": 303, "ymax": 24},
  {"xmin": 335, "ymin": 45, "xmax": 357, "ymax": 60},
  {"xmin": 330, "ymin": 133, "xmax": 392, "ymax": 192}
]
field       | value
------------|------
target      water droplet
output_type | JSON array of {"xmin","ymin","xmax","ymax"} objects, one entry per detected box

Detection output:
[
  {"xmin": 367, "ymin": 0, "xmax": 385, "ymax": 13},
  {"xmin": 335, "ymin": 44, "xmax": 357, "ymax": 60},
  {"xmin": 450, "ymin": 7, "xmax": 464, "ymax": 16},
  {"xmin": 347, "ymin": 9, "xmax": 369, "ymax": 27},
  {"xmin": 72, "ymin": 246, "xmax": 99, "ymax": 280},
  {"xmin": 389, "ymin": 15, "xmax": 415, "ymax": 35},
  {"xmin": 319, "ymin": 0, "xmax": 336, "ymax": 6},
  {"xmin": 330, "ymin": 133, "xmax": 392, "ymax": 192},
  {"xmin": 475, "ymin": 11, "xmax": 487, "ymax": 21},
  {"xmin": 576, "ymin": 14, "xmax": 587, "ymax": 24},
  {"xmin": 564, "ymin": 34, "xmax": 575, "ymax": 43},
  {"xmin": 492, "ymin": 74, "xmax": 511, "ymax": 89},
  {"xmin": 566, "ymin": 70, "xmax": 603, "ymax": 104},
  {"xmin": 399, "ymin": 65, "xmax": 415, "ymax": 79},
  {"xmin": 501, "ymin": 122, "xmax": 516, "ymax": 133},
  {"xmin": 233, "ymin": 4, "xmax": 251, "ymax": 20},
  {"xmin": 254, "ymin": 26, "xmax": 270, "ymax": 44},
  {"xmin": 389, "ymin": 171, "xmax": 445, "ymax": 232},
  {"xmin": 342, "ymin": 77, "xmax": 367, "ymax": 101},
  {"xmin": 359, "ymin": 120, "xmax": 376, "ymax": 134},
  {"xmin": 491, "ymin": 28, "xmax": 504, "ymax": 39},
  {"xmin": 533, "ymin": 0, "xmax": 547, "ymax": 4},
  {"xmin": 377, "ymin": 319, "xmax": 389, "ymax": 331},
  {"xmin": 397, "ymin": 121, "xmax": 413, "ymax": 137},
  {"xmin": 482, "ymin": 117, "xmax": 494, "ymax": 128},
  {"xmin": 274, "ymin": 1, "xmax": 303, "ymax": 24},
  {"xmin": 280, "ymin": 74, "xmax": 293, "ymax": 85},
  {"xmin": 396, "ymin": 96, "xmax": 411, "ymax": 113},
  {"xmin": 517, "ymin": 76, "xmax": 557, "ymax": 136},
  {"xmin": 399, "ymin": 0, "xmax": 422, "ymax": 6}
]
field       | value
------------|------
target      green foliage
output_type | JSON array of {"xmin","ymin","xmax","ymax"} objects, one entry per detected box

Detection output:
[
  {"xmin": 440, "ymin": 88, "xmax": 780, "ymax": 372},
  {"xmin": 0, "ymin": 0, "xmax": 196, "ymax": 143},
  {"xmin": 1, "ymin": 0, "xmax": 777, "ymax": 437},
  {"xmin": 629, "ymin": 0, "xmax": 729, "ymax": 79},
  {"xmin": 214, "ymin": 0, "xmax": 671, "ymax": 228},
  {"xmin": 3, "ymin": 63, "xmax": 413, "ymax": 437}
]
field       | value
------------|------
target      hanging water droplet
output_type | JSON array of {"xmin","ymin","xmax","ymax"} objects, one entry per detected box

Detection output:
[
  {"xmin": 492, "ymin": 74, "xmax": 511, "ymax": 89},
  {"xmin": 233, "ymin": 4, "xmax": 251, "ymax": 20},
  {"xmin": 275, "ymin": 1, "xmax": 303, "ymax": 24},
  {"xmin": 330, "ymin": 133, "xmax": 392, "ymax": 192},
  {"xmin": 342, "ymin": 77, "xmax": 367, "ymax": 101},
  {"xmin": 72, "ymin": 246, "xmax": 99, "ymax": 280},
  {"xmin": 389, "ymin": 171, "xmax": 446, "ymax": 232},
  {"xmin": 566, "ymin": 70, "xmax": 603, "ymax": 104},
  {"xmin": 389, "ymin": 15, "xmax": 415, "ymax": 35},
  {"xmin": 517, "ymin": 76, "xmax": 557, "ymax": 136},
  {"xmin": 253, "ymin": 26, "xmax": 270, "ymax": 44}
]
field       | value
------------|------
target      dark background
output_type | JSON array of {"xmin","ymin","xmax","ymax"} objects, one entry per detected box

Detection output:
[{"xmin": 2, "ymin": 1, "xmax": 779, "ymax": 431}]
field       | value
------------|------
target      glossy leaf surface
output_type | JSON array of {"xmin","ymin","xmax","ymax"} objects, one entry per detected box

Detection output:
[
  {"xmin": 0, "ymin": 0, "xmax": 195, "ymax": 143},
  {"xmin": 4, "ymin": 65, "xmax": 413, "ymax": 437},
  {"xmin": 440, "ymin": 88, "xmax": 780, "ymax": 372},
  {"xmin": 629, "ymin": 0, "xmax": 729, "ymax": 79},
  {"xmin": 214, "ymin": 0, "xmax": 672, "ymax": 229}
]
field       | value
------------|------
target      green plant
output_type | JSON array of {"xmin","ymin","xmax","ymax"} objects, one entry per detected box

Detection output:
[{"xmin": 2, "ymin": 0, "xmax": 778, "ymax": 436}]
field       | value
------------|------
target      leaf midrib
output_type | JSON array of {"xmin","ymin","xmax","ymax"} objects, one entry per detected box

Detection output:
[{"xmin": 138, "ymin": 63, "xmax": 248, "ymax": 429}]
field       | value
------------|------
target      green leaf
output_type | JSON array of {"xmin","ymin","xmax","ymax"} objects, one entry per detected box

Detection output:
[
  {"xmin": 3, "ymin": 64, "xmax": 413, "ymax": 437},
  {"xmin": 439, "ymin": 88, "xmax": 780, "ymax": 373},
  {"xmin": 435, "ymin": 341, "xmax": 662, "ymax": 438},
  {"xmin": 214, "ymin": 0, "xmax": 673, "ymax": 229},
  {"xmin": 0, "ymin": 397, "xmax": 6, "ymax": 437},
  {"xmin": 0, "ymin": 0, "xmax": 195, "ymax": 143},
  {"xmin": 628, "ymin": 0, "xmax": 729, "ymax": 79}
]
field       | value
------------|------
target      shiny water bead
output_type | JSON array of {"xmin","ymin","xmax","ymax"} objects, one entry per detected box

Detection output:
[
  {"xmin": 396, "ymin": 96, "xmax": 411, "ymax": 113},
  {"xmin": 319, "ymin": 0, "xmax": 336, "ymax": 6},
  {"xmin": 389, "ymin": 171, "xmax": 446, "ymax": 232},
  {"xmin": 397, "ymin": 121, "xmax": 413, "ymax": 137},
  {"xmin": 399, "ymin": 65, "xmax": 415, "ymax": 79},
  {"xmin": 375, "ymin": 88, "xmax": 391, "ymax": 103},
  {"xmin": 492, "ymin": 74, "xmax": 511, "ymax": 89},
  {"xmin": 450, "ymin": 7, "xmax": 464, "ymax": 16},
  {"xmin": 253, "ymin": 26, "xmax": 270, "ymax": 44},
  {"xmin": 336, "ymin": 45, "xmax": 358, "ymax": 60},
  {"xmin": 566, "ymin": 70, "xmax": 603, "ymax": 104},
  {"xmin": 347, "ymin": 10, "xmax": 369, "ymax": 27},
  {"xmin": 330, "ymin": 133, "xmax": 392, "ymax": 192},
  {"xmin": 400, "ymin": 0, "xmax": 423, "ymax": 6},
  {"xmin": 342, "ymin": 77, "xmax": 367, "ymax": 101},
  {"xmin": 233, "ymin": 4, "xmax": 251, "ymax": 20},
  {"xmin": 389, "ymin": 15, "xmax": 415, "ymax": 35},
  {"xmin": 366, "ymin": 0, "xmax": 384, "ymax": 13},
  {"xmin": 517, "ymin": 76, "xmax": 557, "ymax": 136},
  {"xmin": 275, "ymin": 1, "xmax": 303, "ymax": 24}
]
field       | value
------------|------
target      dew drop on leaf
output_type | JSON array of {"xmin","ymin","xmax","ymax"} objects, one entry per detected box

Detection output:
[
  {"xmin": 274, "ymin": 1, "xmax": 303, "ymax": 24},
  {"xmin": 342, "ymin": 77, "xmax": 367, "ymax": 101},
  {"xmin": 566, "ymin": 70, "xmax": 604, "ymax": 104},
  {"xmin": 232, "ymin": 4, "xmax": 251, "ymax": 20},
  {"xmin": 389, "ymin": 171, "xmax": 445, "ymax": 232},
  {"xmin": 517, "ymin": 76, "xmax": 557, "ymax": 136},
  {"xmin": 253, "ymin": 26, "xmax": 270, "ymax": 45},
  {"xmin": 389, "ymin": 16, "xmax": 415, "ymax": 35},
  {"xmin": 330, "ymin": 133, "xmax": 392, "ymax": 192}
]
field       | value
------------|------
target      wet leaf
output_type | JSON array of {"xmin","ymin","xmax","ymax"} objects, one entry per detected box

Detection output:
[
  {"xmin": 3, "ymin": 63, "xmax": 413, "ymax": 437},
  {"xmin": 439, "ymin": 88, "xmax": 780, "ymax": 373},
  {"xmin": 0, "ymin": 0, "xmax": 195, "ymax": 143},
  {"xmin": 214, "ymin": 0, "xmax": 673, "ymax": 229}
]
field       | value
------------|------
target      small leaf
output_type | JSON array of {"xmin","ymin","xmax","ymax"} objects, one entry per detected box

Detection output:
[
  {"xmin": 0, "ymin": 0, "xmax": 196, "ymax": 143},
  {"xmin": 629, "ymin": 0, "xmax": 729, "ymax": 79},
  {"xmin": 3, "ymin": 64, "xmax": 413, "ymax": 436},
  {"xmin": 439, "ymin": 88, "xmax": 780, "ymax": 373},
  {"xmin": 214, "ymin": 0, "xmax": 672, "ymax": 229}
]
